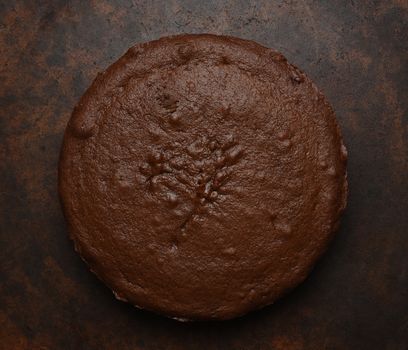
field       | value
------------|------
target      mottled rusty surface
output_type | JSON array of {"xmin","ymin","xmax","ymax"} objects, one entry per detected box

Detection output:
[{"xmin": 0, "ymin": 1, "xmax": 407, "ymax": 349}]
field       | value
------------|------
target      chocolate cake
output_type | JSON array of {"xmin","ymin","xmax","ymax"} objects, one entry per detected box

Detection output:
[{"xmin": 59, "ymin": 34, "xmax": 347, "ymax": 320}]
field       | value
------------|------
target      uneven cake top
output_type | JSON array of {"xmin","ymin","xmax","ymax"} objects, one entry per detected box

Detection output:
[{"xmin": 59, "ymin": 34, "xmax": 347, "ymax": 320}]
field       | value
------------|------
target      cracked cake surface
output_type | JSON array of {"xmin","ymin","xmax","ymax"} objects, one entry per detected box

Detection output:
[{"xmin": 59, "ymin": 34, "xmax": 347, "ymax": 320}]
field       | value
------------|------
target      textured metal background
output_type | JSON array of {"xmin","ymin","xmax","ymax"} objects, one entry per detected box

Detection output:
[{"xmin": 1, "ymin": 1, "xmax": 407, "ymax": 349}]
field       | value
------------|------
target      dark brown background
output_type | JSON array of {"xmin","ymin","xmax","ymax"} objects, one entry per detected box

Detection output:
[{"xmin": 1, "ymin": 1, "xmax": 407, "ymax": 349}]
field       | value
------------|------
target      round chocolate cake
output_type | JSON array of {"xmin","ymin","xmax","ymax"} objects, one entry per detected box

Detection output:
[{"xmin": 59, "ymin": 34, "xmax": 347, "ymax": 320}]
